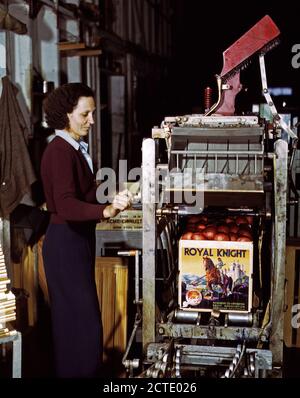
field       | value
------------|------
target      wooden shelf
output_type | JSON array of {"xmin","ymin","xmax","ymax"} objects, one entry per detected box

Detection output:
[
  {"xmin": 58, "ymin": 42, "xmax": 101, "ymax": 57},
  {"xmin": 60, "ymin": 49, "xmax": 102, "ymax": 57},
  {"xmin": 58, "ymin": 42, "xmax": 86, "ymax": 51}
]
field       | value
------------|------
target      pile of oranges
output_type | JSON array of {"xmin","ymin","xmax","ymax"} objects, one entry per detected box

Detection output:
[{"xmin": 181, "ymin": 215, "xmax": 253, "ymax": 242}]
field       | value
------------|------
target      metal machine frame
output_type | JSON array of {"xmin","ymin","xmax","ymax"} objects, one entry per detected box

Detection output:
[
  {"xmin": 139, "ymin": 132, "xmax": 288, "ymax": 378},
  {"xmin": 130, "ymin": 54, "xmax": 297, "ymax": 378},
  {"xmin": 118, "ymin": 10, "xmax": 298, "ymax": 375}
]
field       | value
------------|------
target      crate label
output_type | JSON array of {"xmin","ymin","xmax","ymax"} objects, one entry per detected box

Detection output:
[
  {"xmin": 96, "ymin": 210, "xmax": 142, "ymax": 231},
  {"xmin": 179, "ymin": 240, "xmax": 253, "ymax": 312}
]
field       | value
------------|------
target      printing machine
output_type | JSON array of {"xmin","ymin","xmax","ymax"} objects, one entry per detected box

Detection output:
[{"xmin": 118, "ymin": 15, "xmax": 299, "ymax": 378}]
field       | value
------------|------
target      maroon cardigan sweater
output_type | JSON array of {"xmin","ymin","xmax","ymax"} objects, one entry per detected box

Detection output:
[{"xmin": 41, "ymin": 136, "xmax": 105, "ymax": 224}]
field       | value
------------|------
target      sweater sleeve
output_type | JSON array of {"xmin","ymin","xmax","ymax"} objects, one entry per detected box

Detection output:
[
  {"xmin": 50, "ymin": 147, "xmax": 105, "ymax": 222},
  {"xmin": 84, "ymin": 180, "xmax": 98, "ymax": 204}
]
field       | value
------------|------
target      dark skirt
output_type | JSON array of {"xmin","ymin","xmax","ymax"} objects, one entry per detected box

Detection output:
[{"xmin": 42, "ymin": 223, "xmax": 103, "ymax": 378}]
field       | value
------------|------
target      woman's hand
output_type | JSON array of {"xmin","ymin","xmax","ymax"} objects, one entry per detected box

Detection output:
[{"xmin": 103, "ymin": 189, "xmax": 133, "ymax": 219}]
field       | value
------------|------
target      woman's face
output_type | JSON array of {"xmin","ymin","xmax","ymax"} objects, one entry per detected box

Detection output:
[{"xmin": 67, "ymin": 96, "xmax": 96, "ymax": 140}]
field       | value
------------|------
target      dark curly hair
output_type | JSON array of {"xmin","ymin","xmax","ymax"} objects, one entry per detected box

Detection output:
[{"xmin": 43, "ymin": 83, "xmax": 95, "ymax": 130}]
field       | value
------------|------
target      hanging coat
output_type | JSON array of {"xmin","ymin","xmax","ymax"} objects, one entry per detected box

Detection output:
[{"xmin": 0, "ymin": 76, "xmax": 36, "ymax": 217}]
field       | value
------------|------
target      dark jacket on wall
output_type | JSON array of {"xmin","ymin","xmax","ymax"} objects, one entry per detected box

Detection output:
[{"xmin": 0, "ymin": 76, "xmax": 36, "ymax": 217}]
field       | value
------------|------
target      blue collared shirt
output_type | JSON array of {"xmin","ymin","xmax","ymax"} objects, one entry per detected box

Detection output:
[{"xmin": 55, "ymin": 130, "xmax": 93, "ymax": 173}]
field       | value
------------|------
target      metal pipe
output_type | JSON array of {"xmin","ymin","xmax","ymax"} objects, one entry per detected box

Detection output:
[
  {"xmin": 174, "ymin": 309, "xmax": 201, "ymax": 324},
  {"xmin": 171, "ymin": 150, "xmax": 263, "ymax": 155},
  {"xmin": 135, "ymin": 250, "xmax": 140, "ymax": 305},
  {"xmin": 259, "ymin": 55, "xmax": 298, "ymax": 147},
  {"xmin": 122, "ymin": 313, "xmax": 141, "ymax": 369},
  {"xmin": 117, "ymin": 250, "xmax": 141, "ymax": 305},
  {"xmin": 225, "ymin": 313, "xmax": 253, "ymax": 327},
  {"xmin": 142, "ymin": 138, "xmax": 156, "ymax": 347},
  {"xmin": 269, "ymin": 139, "xmax": 288, "ymax": 368},
  {"xmin": 204, "ymin": 75, "xmax": 223, "ymax": 116}
]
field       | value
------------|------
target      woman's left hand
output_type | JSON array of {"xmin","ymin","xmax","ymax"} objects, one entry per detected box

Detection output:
[{"xmin": 103, "ymin": 190, "xmax": 133, "ymax": 218}]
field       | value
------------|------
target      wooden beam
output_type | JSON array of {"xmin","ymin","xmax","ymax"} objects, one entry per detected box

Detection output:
[
  {"xmin": 61, "ymin": 49, "xmax": 102, "ymax": 57},
  {"xmin": 58, "ymin": 42, "xmax": 86, "ymax": 51}
]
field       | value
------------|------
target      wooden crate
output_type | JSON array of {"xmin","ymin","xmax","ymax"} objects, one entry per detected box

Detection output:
[
  {"xmin": 37, "ymin": 238, "xmax": 50, "ymax": 304},
  {"xmin": 11, "ymin": 245, "xmax": 38, "ymax": 327},
  {"xmin": 95, "ymin": 257, "xmax": 128, "ymax": 364},
  {"xmin": 284, "ymin": 241, "xmax": 300, "ymax": 347}
]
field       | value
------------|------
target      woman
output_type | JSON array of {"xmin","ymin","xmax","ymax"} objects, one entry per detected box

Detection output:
[{"xmin": 41, "ymin": 83, "xmax": 131, "ymax": 378}]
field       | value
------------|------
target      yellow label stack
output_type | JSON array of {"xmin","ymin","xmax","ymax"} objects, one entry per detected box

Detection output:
[{"xmin": 0, "ymin": 244, "xmax": 16, "ymax": 336}]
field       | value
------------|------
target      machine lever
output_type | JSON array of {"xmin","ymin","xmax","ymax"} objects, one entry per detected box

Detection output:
[{"xmin": 206, "ymin": 15, "xmax": 280, "ymax": 116}]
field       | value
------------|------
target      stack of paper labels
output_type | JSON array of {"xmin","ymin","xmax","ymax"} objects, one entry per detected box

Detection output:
[{"xmin": 0, "ymin": 244, "xmax": 16, "ymax": 337}]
